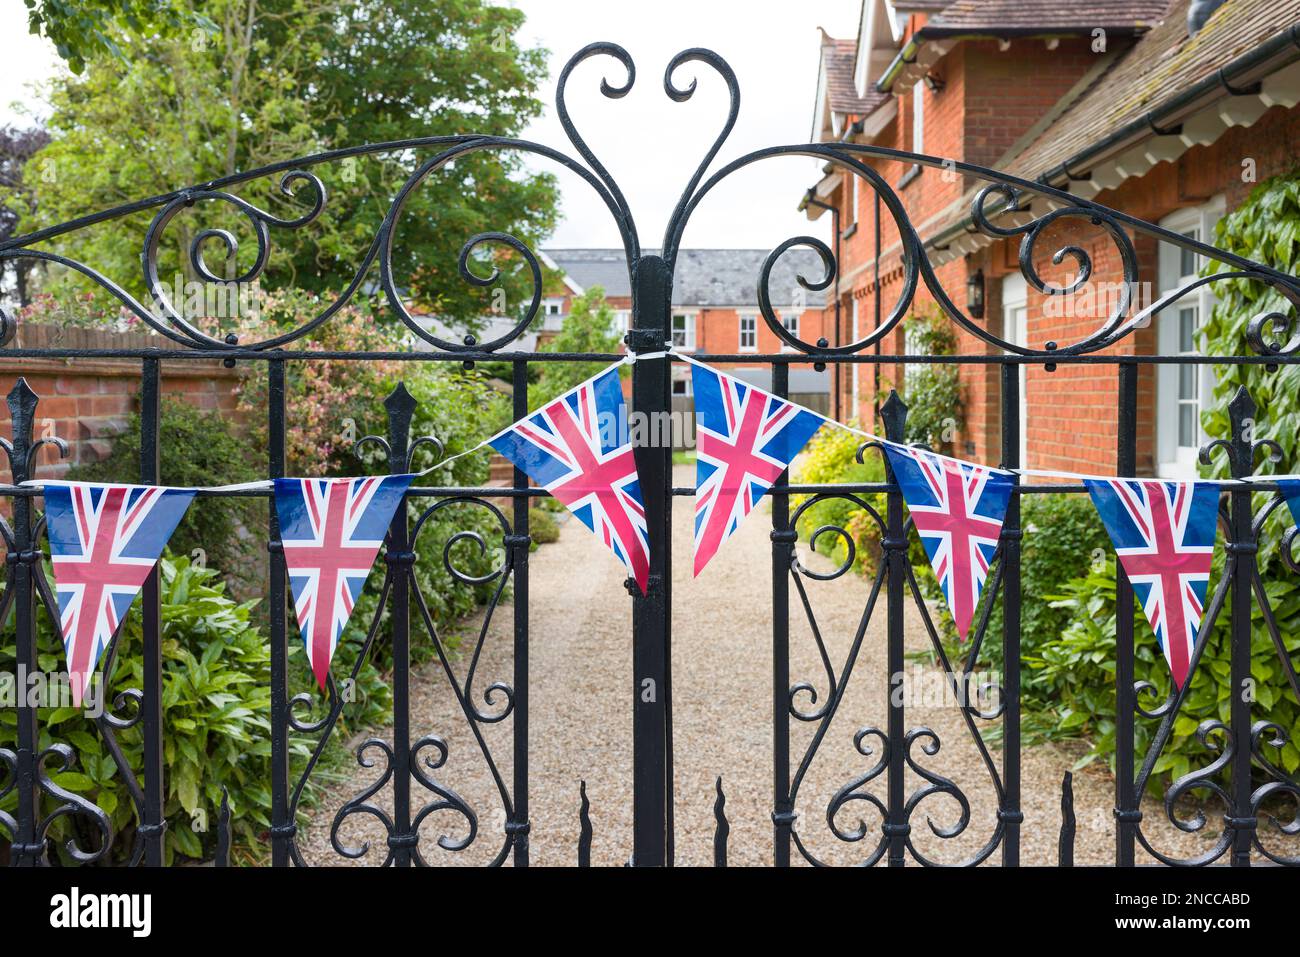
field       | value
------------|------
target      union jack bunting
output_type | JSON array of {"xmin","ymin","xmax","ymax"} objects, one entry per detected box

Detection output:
[
  {"xmin": 44, "ymin": 482, "xmax": 196, "ymax": 706},
  {"xmin": 691, "ymin": 363, "xmax": 825, "ymax": 576},
  {"xmin": 274, "ymin": 475, "xmax": 414, "ymax": 689},
  {"xmin": 1278, "ymin": 478, "xmax": 1300, "ymax": 530},
  {"xmin": 883, "ymin": 445, "xmax": 1013, "ymax": 641},
  {"xmin": 489, "ymin": 365, "xmax": 650, "ymax": 593},
  {"xmin": 1084, "ymin": 479, "xmax": 1219, "ymax": 689}
]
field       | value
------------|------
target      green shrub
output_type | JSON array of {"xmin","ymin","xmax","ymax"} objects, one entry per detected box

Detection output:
[
  {"xmin": 944, "ymin": 493, "xmax": 1111, "ymax": 666},
  {"xmin": 0, "ymin": 555, "xmax": 318, "ymax": 864},
  {"xmin": 1028, "ymin": 552, "xmax": 1300, "ymax": 789},
  {"xmin": 1008, "ymin": 169, "xmax": 1300, "ymax": 790},
  {"xmin": 67, "ymin": 398, "xmax": 262, "ymax": 590},
  {"xmin": 898, "ymin": 309, "xmax": 963, "ymax": 453},
  {"xmin": 792, "ymin": 426, "xmax": 886, "ymax": 573},
  {"xmin": 528, "ymin": 507, "xmax": 559, "ymax": 545}
]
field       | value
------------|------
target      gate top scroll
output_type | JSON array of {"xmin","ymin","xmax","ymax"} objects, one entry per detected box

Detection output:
[{"xmin": 1, "ymin": 42, "xmax": 1298, "ymax": 362}]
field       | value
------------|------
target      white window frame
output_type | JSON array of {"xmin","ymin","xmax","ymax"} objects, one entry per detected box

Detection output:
[
  {"xmin": 671, "ymin": 311, "xmax": 696, "ymax": 351},
  {"xmin": 850, "ymin": 296, "xmax": 860, "ymax": 421},
  {"xmin": 912, "ymin": 82, "xmax": 924, "ymax": 155},
  {"xmin": 542, "ymin": 297, "xmax": 564, "ymax": 317},
  {"xmin": 739, "ymin": 314, "xmax": 758, "ymax": 352},
  {"xmin": 1002, "ymin": 273, "xmax": 1029, "ymax": 468},
  {"xmin": 671, "ymin": 365, "xmax": 692, "ymax": 396},
  {"xmin": 781, "ymin": 309, "xmax": 800, "ymax": 351},
  {"xmin": 848, "ymin": 171, "xmax": 859, "ymax": 228},
  {"xmin": 1155, "ymin": 198, "xmax": 1223, "ymax": 480}
]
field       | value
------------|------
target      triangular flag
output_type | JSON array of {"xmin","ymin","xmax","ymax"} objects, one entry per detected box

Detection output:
[
  {"xmin": 44, "ymin": 482, "xmax": 196, "ymax": 706},
  {"xmin": 883, "ymin": 444, "xmax": 1013, "ymax": 640},
  {"xmin": 1278, "ymin": 478, "xmax": 1300, "ymax": 529},
  {"xmin": 690, "ymin": 363, "xmax": 825, "ymax": 576},
  {"xmin": 1084, "ymin": 479, "xmax": 1218, "ymax": 689},
  {"xmin": 274, "ymin": 475, "xmax": 414, "ymax": 689},
  {"xmin": 489, "ymin": 365, "xmax": 650, "ymax": 593}
]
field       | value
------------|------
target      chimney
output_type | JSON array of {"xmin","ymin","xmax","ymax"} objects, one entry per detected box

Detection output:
[{"xmin": 1188, "ymin": 0, "xmax": 1227, "ymax": 37}]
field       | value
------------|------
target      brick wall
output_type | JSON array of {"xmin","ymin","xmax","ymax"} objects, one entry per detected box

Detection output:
[
  {"xmin": 823, "ymin": 36, "xmax": 1300, "ymax": 474},
  {"xmin": 0, "ymin": 325, "xmax": 245, "ymax": 480}
]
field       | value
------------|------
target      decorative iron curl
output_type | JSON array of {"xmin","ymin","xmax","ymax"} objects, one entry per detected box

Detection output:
[
  {"xmin": 1164, "ymin": 721, "xmax": 1235, "ymax": 834},
  {"xmin": 902, "ymin": 728, "xmax": 972, "ymax": 844},
  {"xmin": 787, "ymin": 492, "xmax": 881, "ymax": 722},
  {"xmin": 409, "ymin": 735, "xmax": 478, "ymax": 859},
  {"xmin": 35, "ymin": 743, "xmax": 113, "ymax": 864},
  {"xmin": 143, "ymin": 171, "xmax": 327, "ymax": 348},
  {"xmin": 411, "ymin": 495, "xmax": 511, "ymax": 586},
  {"xmin": 0, "ymin": 748, "xmax": 17, "ymax": 843},
  {"xmin": 1249, "ymin": 721, "xmax": 1300, "ymax": 865},
  {"xmin": 1133, "ymin": 719, "xmax": 1236, "ymax": 867},
  {"xmin": 757, "ymin": 236, "xmax": 836, "ymax": 354},
  {"xmin": 1282, "ymin": 524, "xmax": 1300, "ymax": 576},
  {"xmin": 1247, "ymin": 309, "xmax": 1300, "ymax": 358},
  {"xmin": 825, "ymin": 727, "xmax": 890, "ymax": 846},
  {"xmin": 330, "ymin": 738, "xmax": 397, "ymax": 863},
  {"xmin": 970, "ymin": 183, "xmax": 1139, "ymax": 352}
]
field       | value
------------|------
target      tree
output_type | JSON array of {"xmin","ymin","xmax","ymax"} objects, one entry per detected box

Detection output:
[
  {"xmin": 0, "ymin": 125, "xmax": 52, "ymax": 308},
  {"xmin": 22, "ymin": 0, "xmax": 557, "ymax": 339},
  {"xmin": 531, "ymin": 287, "xmax": 624, "ymax": 408},
  {"xmin": 24, "ymin": 0, "xmax": 214, "ymax": 74}
]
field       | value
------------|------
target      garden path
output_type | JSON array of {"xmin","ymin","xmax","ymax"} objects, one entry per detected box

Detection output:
[{"xmin": 301, "ymin": 466, "xmax": 1297, "ymax": 866}]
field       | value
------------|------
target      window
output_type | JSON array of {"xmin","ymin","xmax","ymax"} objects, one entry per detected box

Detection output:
[
  {"xmin": 739, "ymin": 314, "xmax": 757, "ymax": 351},
  {"xmin": 1001, "ymin": 273, "xmax": 1029, "ymax": 468},
  {"xmin": 671, "ymin": 312, "xmax": 695, "ymax": 350},
  {"xmin": 850, "ymin": 296, "xmax": 860, "ymax": 418},
  {"xmin": 616, "ymin": 310, "xmax": 631, "ymax": 333},
  {"xmin": 671, "ymin": 368, "xmax": 692, "ymax": 396},
  {"xmin": 782, "ymin": 311, "xmax": 799, "ymax": 339},
  {"xmin": 543, "ymin": 298, "xmax": 564, "ymax": 317},
  {"xmin": 1156, "ymin": 199, "xmax": 1223, "ymax": 478}
]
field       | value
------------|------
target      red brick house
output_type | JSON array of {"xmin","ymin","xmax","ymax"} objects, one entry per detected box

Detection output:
[
  {"xmin": 543, "ymin": 248, "xmax": 834, "ymax": 411},
  {"xmin": 802, "ymin": 0, "xmax": 1300, "ymax": 476}
]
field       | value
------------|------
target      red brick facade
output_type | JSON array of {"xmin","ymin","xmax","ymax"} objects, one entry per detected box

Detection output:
[{"xmin": 813, "ymin": 7, "xmax": 1300, "ymax": 474}]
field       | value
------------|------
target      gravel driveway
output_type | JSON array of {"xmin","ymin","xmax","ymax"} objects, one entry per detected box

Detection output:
[{"xmin": 301, "ymin": 466, "xmax": 1299, "ymax": 867}]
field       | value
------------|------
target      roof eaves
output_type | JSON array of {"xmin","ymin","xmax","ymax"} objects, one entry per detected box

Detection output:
[{"xmin": 873, "ymin": 23, "xmax": 1150, "ymax": 92}]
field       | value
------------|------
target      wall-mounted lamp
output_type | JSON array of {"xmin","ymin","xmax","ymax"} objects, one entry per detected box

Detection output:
[
  {"xmin": 923, "ymin": 72, "xmax": 945, "ymax": 93},
  {"xmin": 966, "ymin": 268, "xmax": 985, "ymax": 319}
]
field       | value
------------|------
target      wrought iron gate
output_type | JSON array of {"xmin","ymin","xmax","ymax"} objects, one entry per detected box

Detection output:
[{"xmin": 1, "ymin": 42, "xmax": 1299, "ymax": 867}]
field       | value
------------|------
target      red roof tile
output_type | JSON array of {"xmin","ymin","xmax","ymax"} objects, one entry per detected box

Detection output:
[
  {"xmin": 823, "ymin": 35, "xmax": 890, "ymax": 118},
  {"xmin": 1004, "ymin": 0, "xmax": 1300, "ymax": 180}
]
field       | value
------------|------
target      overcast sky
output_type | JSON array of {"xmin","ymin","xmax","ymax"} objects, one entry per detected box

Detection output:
[{"xmin": 0, "ymin": 0, "xmax": 857, "ymax": 250}]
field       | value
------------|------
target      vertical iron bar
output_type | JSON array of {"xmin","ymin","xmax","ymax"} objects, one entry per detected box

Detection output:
[
  {"xmin": 510, "ymin": 359, "xmax": 531, "ymax": 866},
  {"xmin": 8, "ymin": 381, "xmax": 39, "ymax": 866},
  {"xmin": 771, "ymin": 361, "xmax": 793, "ymax": 866},
  {"xmin": 1114, "ymin": 362, "xmax": 1138, "ymax": 866},
  {"xmin": 999, "ymin": 363, "xmax": 1022, "ymax": 865},
  {"xmin": 385, "ymin": 385, "xmax": 415, "ymax": 866},
  {"xmin": 1227, "ymin": 389, "xmax": 1257, "ymax": 867},
  {"xmin": 881, "ymin": 391, "xmax": 907, "ymax": 866},
  {"xmin": 267, "ymin": 359, "xmax": 291, "ymax": 867},
  {"xmin": 629, "ymin": 254, "xmax": 671, "ymax": 866},
  {"xmin": 138, "ymin": 358, "xmax": 165, "ymax": 865}
]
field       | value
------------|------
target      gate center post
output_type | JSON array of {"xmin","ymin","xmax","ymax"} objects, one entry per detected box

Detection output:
[{"xmin": 628, "ymin": 254, "xmax": 673, "ymax": 866}]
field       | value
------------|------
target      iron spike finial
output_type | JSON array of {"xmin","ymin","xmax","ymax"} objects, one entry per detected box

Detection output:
[{"xmin": 879, "ymin": 389, "xmax": 909, "ymax": 444}]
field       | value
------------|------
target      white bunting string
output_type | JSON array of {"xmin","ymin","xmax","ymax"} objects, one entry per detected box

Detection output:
[{"xmin": 12, "ymin": 349, "xmax": 1300, "ymax": 493}]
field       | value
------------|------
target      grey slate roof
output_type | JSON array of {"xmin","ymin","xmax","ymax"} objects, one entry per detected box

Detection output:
[{"xmin": 544, "ymin": 247, "xmax": 828, "ymax": 308}]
